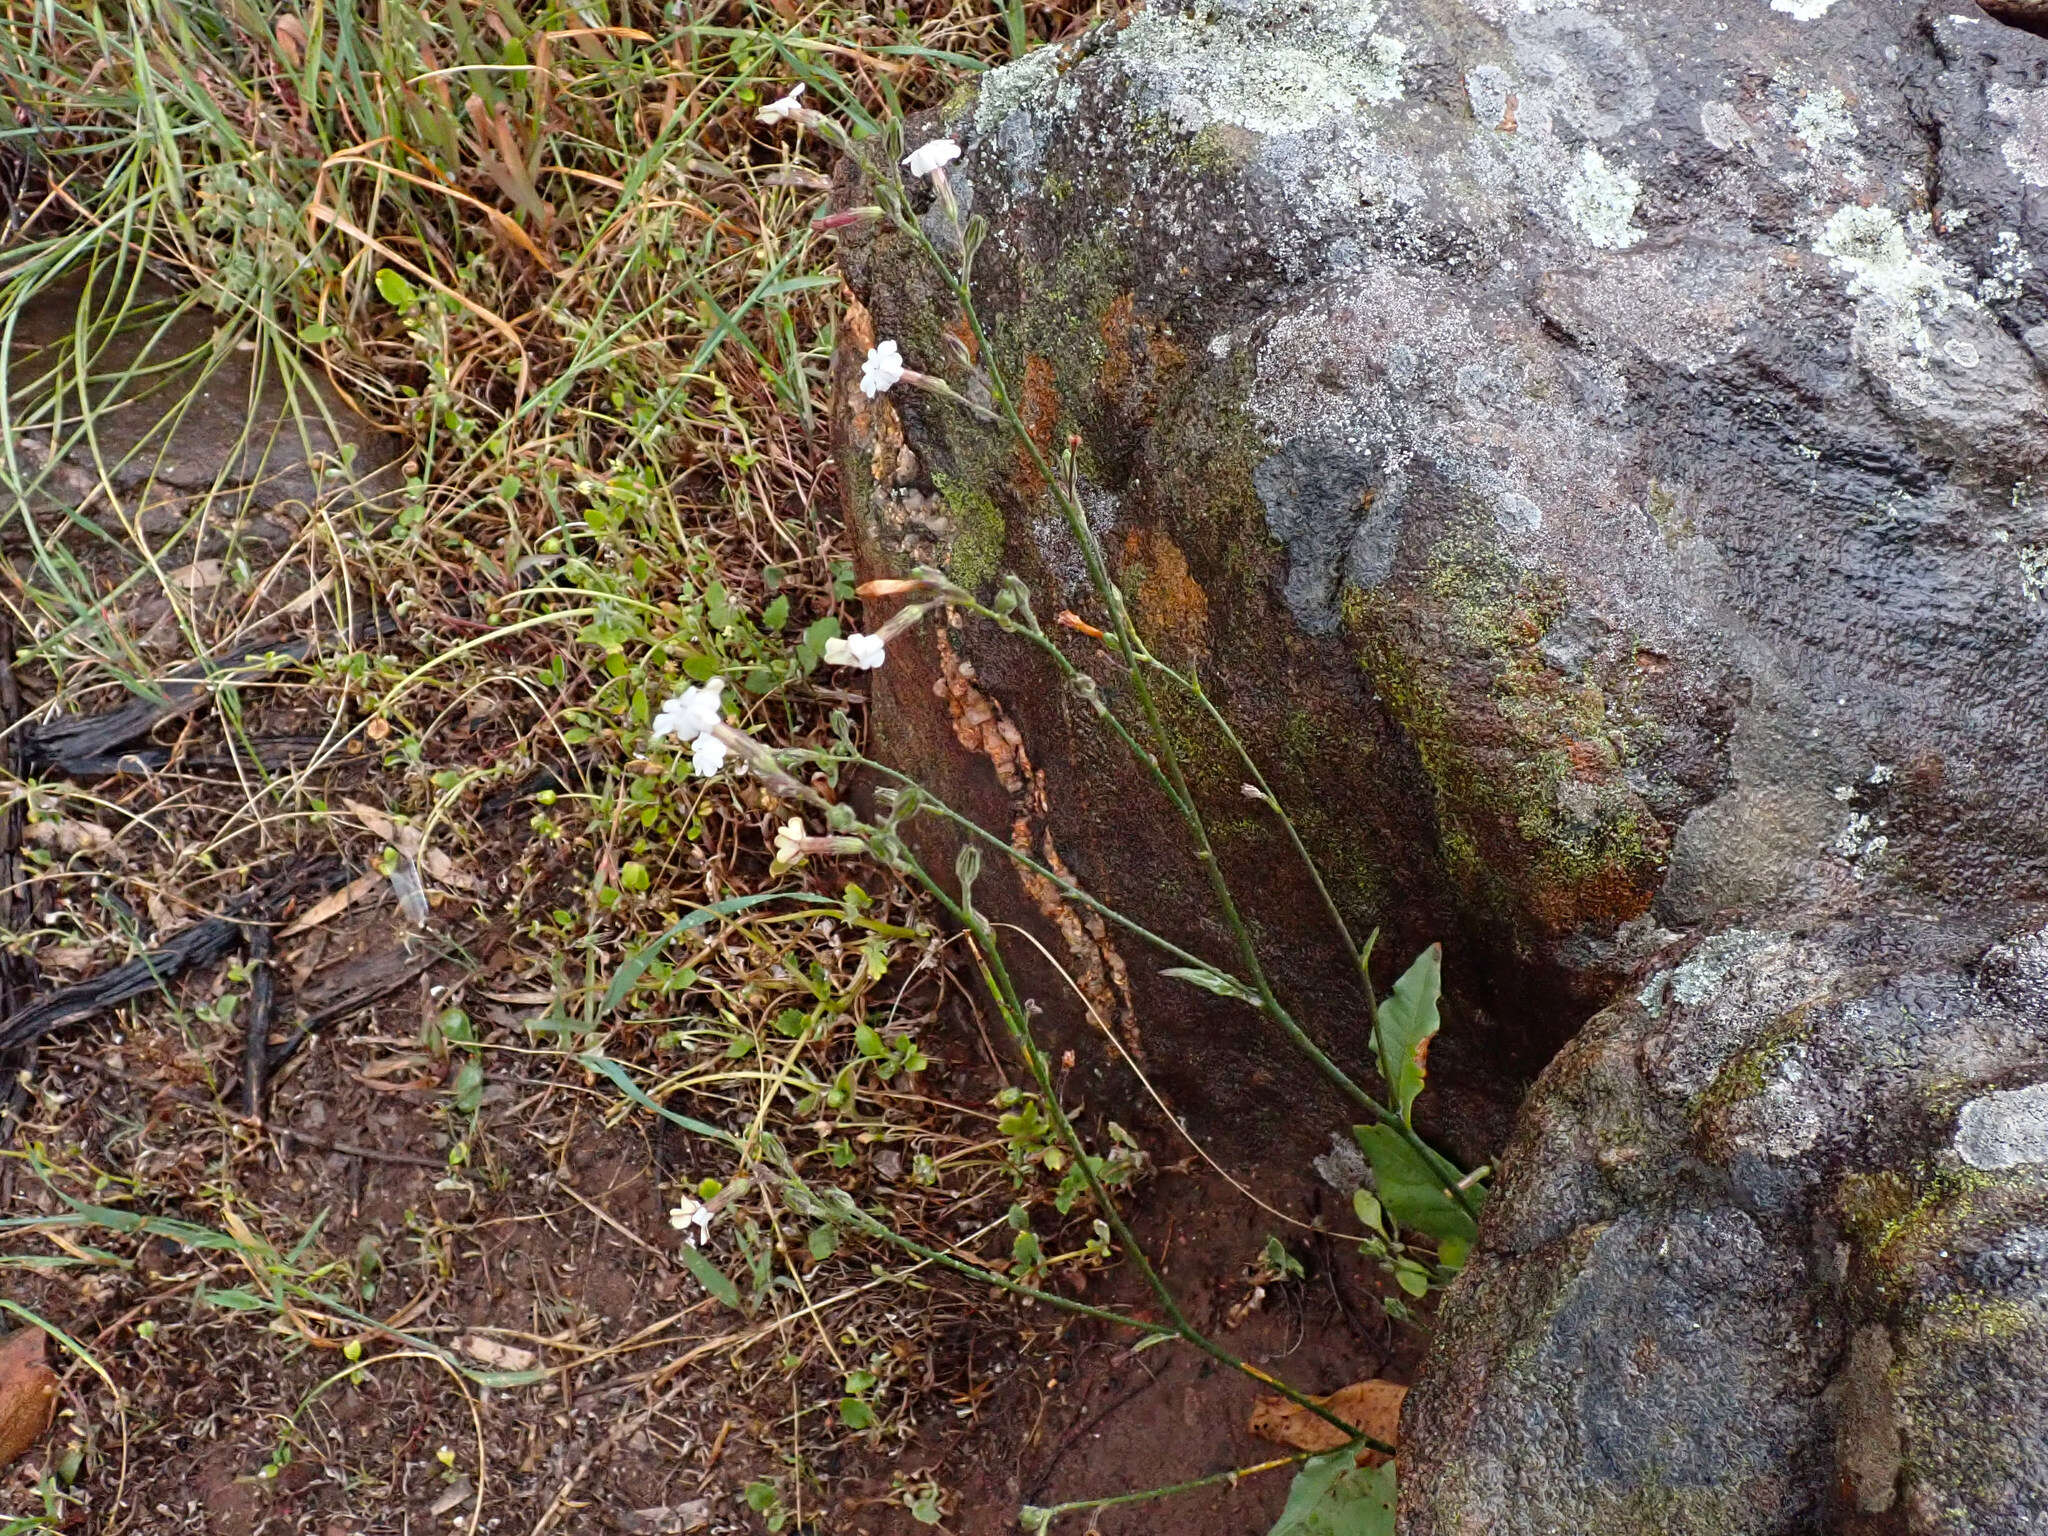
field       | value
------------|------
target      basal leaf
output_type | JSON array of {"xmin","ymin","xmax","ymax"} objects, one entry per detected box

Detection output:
[
  {"xmin": 1372, "ymin": 945, "xmax": 1441, "ymax": 1124},
  {"xmin": 678, "ymin": 1244, "xmax": 742, "ymax": 1311},
  {"xmin": 1353, "ymin": 1124, "xmax": 1478, "ymax": 1248},
  {"xmin": 1268, "ymin": 1451, "xmax": 1397, "ymax": 1536}
]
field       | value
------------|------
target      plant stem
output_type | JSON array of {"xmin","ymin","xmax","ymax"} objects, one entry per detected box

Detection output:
[
  {"xmin": 903, "ymin": 860, "xmax": 1389, "ymax": 1454},
  {"xmin": 1022, "ymin": 1451, "xmax": 1313, "ymax": 1531},
  {"xmin": 890, "ymin": 205, "xmax": 1481, "ymax": 1228}
]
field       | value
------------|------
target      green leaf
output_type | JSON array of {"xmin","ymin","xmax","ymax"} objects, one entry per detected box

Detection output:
[
  {"xmin": 579, "ymin": 1052, "xmax": 739, "ymax": 1148},
  {"xmin": 1353, "ymin": 1124, "xmax": 1478, "ymax": 1248},
  {"xmin": 374, "ymin": 267, "xmax": 418, "ymax": 310},
  {"xmin": 1372, "ymin": 944, "xmax": 1442, "ymax": 1124},
  {"xmin": 678, "ymin": 1244, "xmax": 742, "ymax": 1311},
  {"xmin": 837, "ymin": 1396, "xmax": 875, "ymax": 1429},
  {"xmin": 807, "ymin": 1225, "xmax": 839, "ymax": 1262},
  {"xmin": 1268, "ymin": 1451, "xmax": 1397, "ymax": 1536},
  {"xmin": 1353, "ymin": 1188, "xmax": 1385, "ymax": 1235},
  {"xmin": 197, "ymin": 1286, "xmax": 270, "ymax": 1312},
  {"xmin": 1160, "ymin": 965, "xmax": 1260, "ymax": 1004},
  {"xmin": 451, "ymin": 1058, "xmax": 485, "ymax": 1114},
  {"xmin": 601, "ymin": 892, "xmax": 794, "ymax": 1014}
]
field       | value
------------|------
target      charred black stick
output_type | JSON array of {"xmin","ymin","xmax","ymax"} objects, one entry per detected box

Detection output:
[
  {"xmin": 239, "ymin": 923, "xmax": 274, "ymax": 1116},
  {"xmin": 0, "ymin": 915, "xmax": 244, "ymax": 1054}
]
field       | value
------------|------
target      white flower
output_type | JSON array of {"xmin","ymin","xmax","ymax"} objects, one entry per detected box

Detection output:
[
  {"xmin": 691, "ymin": 733, "xmax": 731, "ymax": 776},
  {"xmin": 756, "ymin": 82, "xmax": 805, "ymax": 124},
  {"xmin": 669, "ymin": 1197, "xmax": 714, "ymax": 1246},
  {"xmin": 772, "ymin": 817, "xmax": 807, "ymax": 869},
  {"xmin": 823, "ymin": 632, "xmax": 887, "ymax": 670},
  {"xmin": 859, "ymin": 340, "xmax": 905, "ymax": 399},
  {"xmin": 903, "ymin": 138, "xmax": 960, "ymax": 178},
  {"xmin": 652, "ymin": 678, "xmax": 725, "ymax": 743}
]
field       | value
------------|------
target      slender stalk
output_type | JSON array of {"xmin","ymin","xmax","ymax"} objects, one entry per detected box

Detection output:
[
  {"xmin": 902, "ymin": 861, "xmax": 1389, "ymax": 1454},
  {"xmin": 1141, "ymin": 650, "xmax": 1364, "ymax": 976},
  {"xmin": 1021, "ymin": 1451, "xmax": 1313, "ymax": 1532}
]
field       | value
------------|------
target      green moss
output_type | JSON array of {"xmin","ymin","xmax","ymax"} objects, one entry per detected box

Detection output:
[
  {"xmin": 1917, "ymin": 1292, "xmax": 2043, "ymax": 1345},
  {"xmin": 1694, "ymin": 1006, "xmax": 1816, "ymax": 1120},
  {"xmin": 931, "ymin": 469, "xmax": 1006, "ymax": 594},
  {"xmin": 1339, "ymin": 513, "xmax": 1666, "ymax": 936}
]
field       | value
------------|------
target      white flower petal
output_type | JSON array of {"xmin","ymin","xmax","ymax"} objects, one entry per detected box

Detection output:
[
  {"xmin": 846, "ymin": 633, "xmax": 886, "ymax": 669},
  {"xmin": 653, "ymin": 678, "xmax": 726, "ymax": 744},
  {"xmin": 859, "ymin": 339, "xmax": 905, "ymax": 400},
  {"xmin": 903, "ymin": 138, "xmax": 961, "ymax": 178},
  {"xmin": 756, "ymin": 83, "xmax": 806, "ymax": 124},
  {"xmin": 691, "ymin": 733, "xmax": 730, "ymax": 776}
]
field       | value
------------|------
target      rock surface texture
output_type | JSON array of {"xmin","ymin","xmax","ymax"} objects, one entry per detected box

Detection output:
[{"xmin": 833, "ymin": 1, "xmax": 2048, "ymax": 1530}]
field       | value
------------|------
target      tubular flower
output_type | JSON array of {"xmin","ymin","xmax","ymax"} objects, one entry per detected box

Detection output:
[
  {"xmin": 823, "ymin": 632, "xmax": 887, "ymax": 669},
  {"xmin": 756, "ymin": 83, "xmax": 806, "ymax": 124},
  {"xmin": 903, "ymin": 138, "xmax": 961, "ymax": 178}
]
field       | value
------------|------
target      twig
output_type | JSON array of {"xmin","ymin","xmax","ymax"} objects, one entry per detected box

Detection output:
[
  {"xmin": 0, "ymin": 912, "xmax": 246, "ymax": 1053},
  {"xmin": 239, "ymin": 923, "xmax": 274, "ymax": 1116},
  {"xmin": 264, "ymin": 945, "xmax": 447, "ymax": 1076}
]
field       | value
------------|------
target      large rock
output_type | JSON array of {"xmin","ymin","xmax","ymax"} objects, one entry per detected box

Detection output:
[
  {"xmin": 833, "ymin": 1, "xmax": 2048, "ymax": 1528},
  {"xmin": 1404, "ymin": 919, "xmax": 2048, "ymax": 1534}
]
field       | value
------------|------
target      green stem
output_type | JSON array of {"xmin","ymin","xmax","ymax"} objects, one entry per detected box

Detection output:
[
  {"xmin": 891, "ymin": 206, "xmax": 1480, "ymax": 1228},
  {"xmin": 1141, "ymin": 651, "xmax": 1364, "ymax": 975},
  {"xmin": 903, "ymin": 860, "xmax": 1387, "ymax": 1454},
  {"xmin": 1021, "ymin": 1450, "xmax": 1315, "ymax": 1532}
]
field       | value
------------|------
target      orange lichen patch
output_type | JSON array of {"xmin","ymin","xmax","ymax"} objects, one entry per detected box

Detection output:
[
  {"xmin": 837, "ymin": 296, "xmax": 904, "ymax": 501},
  {"xmin": 1017, "ymin": 354, "xmax": 1061, "ymax": 489},
  {"xmin": 935, "ymin": 630, "xmax": 1033, "ymax": 798},
  {"xmin": 1099, "ymin": 291, "xmax": 1189, "ymax": 413},
  {"xmin": 1565, "ymin": 737, "xmax": 1618, "ymax": 776},
  {"xmin": 932, "ymin": 628, "xmax": 1142, "ymax": 1063},
  {"xmin": 1017, "ymin": 824, "xmax": 1142, "ymax": 1064},
  {"xmin": 1122, "ymin": 526, "xmax": 1209, "ymax": 661}
]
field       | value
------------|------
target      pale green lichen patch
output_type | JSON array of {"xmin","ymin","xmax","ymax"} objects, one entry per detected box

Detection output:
[
  {"xmin": 1561, "ymin": 146, "xmax": 1643, "ymax": 251},
  {"xmin": 1110, "ymin": 0, "xmax": 1407, "ymax": 138},
  {"xmin": 1953, "ymin": 1081, "xmax": 2048, "ymax": 1171}
]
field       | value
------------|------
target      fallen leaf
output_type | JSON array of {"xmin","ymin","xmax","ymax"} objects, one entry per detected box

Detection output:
[
  {"xmin": 344, "ymin": 798, "xmax": 416, "ymax": 854},
  {"xmin": 428, "ymin": 1475, "xmax": 474, "ymax": 1517},
  {"xmin": 1249, "ymin": 1378, "xmax": 1406, "ymax": 1467},
  {"xmin": 164, "ymin": 559, "xmax": 225, "ymax": 590},
  {"xmin": 455, "ymin": 1334, "xmax": 538, "ymax": 1372},
  {"xmin": 26, "ymin": 817, "xmax": 119, "ymax": 858},
  {"xmin": 420, "ymin": 846, "xmax": 482, "ymax": 892},
  {"xmin": 280, "ymin": 870, "xmax": 385, "ymax": 937},
  {"xmin": 0, "ymin": 1327, "xmax": 60, "ymax": 1469},
  {"xmin": 621, "ymin": 1502, "xmax": 711, "ymax": 1535}
]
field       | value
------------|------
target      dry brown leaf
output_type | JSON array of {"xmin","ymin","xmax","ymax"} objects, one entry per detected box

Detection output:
[
  {"xmin": 344, "ymin": 798, "xmax": 416, "ymax": 853},
  {"xmin": 164, "ymin": 559, "xmax": 225, "ymax": 590},
  {"xmin": 455, "ymin": 1334, "xmax": 538, "ymax": 1372},
  {"xmin": 27, "ymin": 817, "xmax": 119, "ymax": 857},
  {"xmin": 1248, "ymin": 1378, "xmax": 1406, "ymax": 1467},
  {"xmin": 0, "ymin": 1327, "xmax": 60, "ymax": 1469},
  {"xmin": 419, "ymin": 846, "xmax": 482, "ymax": 892},
  {"xmin": 279, "ymin": 870, "xmax": 384, "ymax": 937}
]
